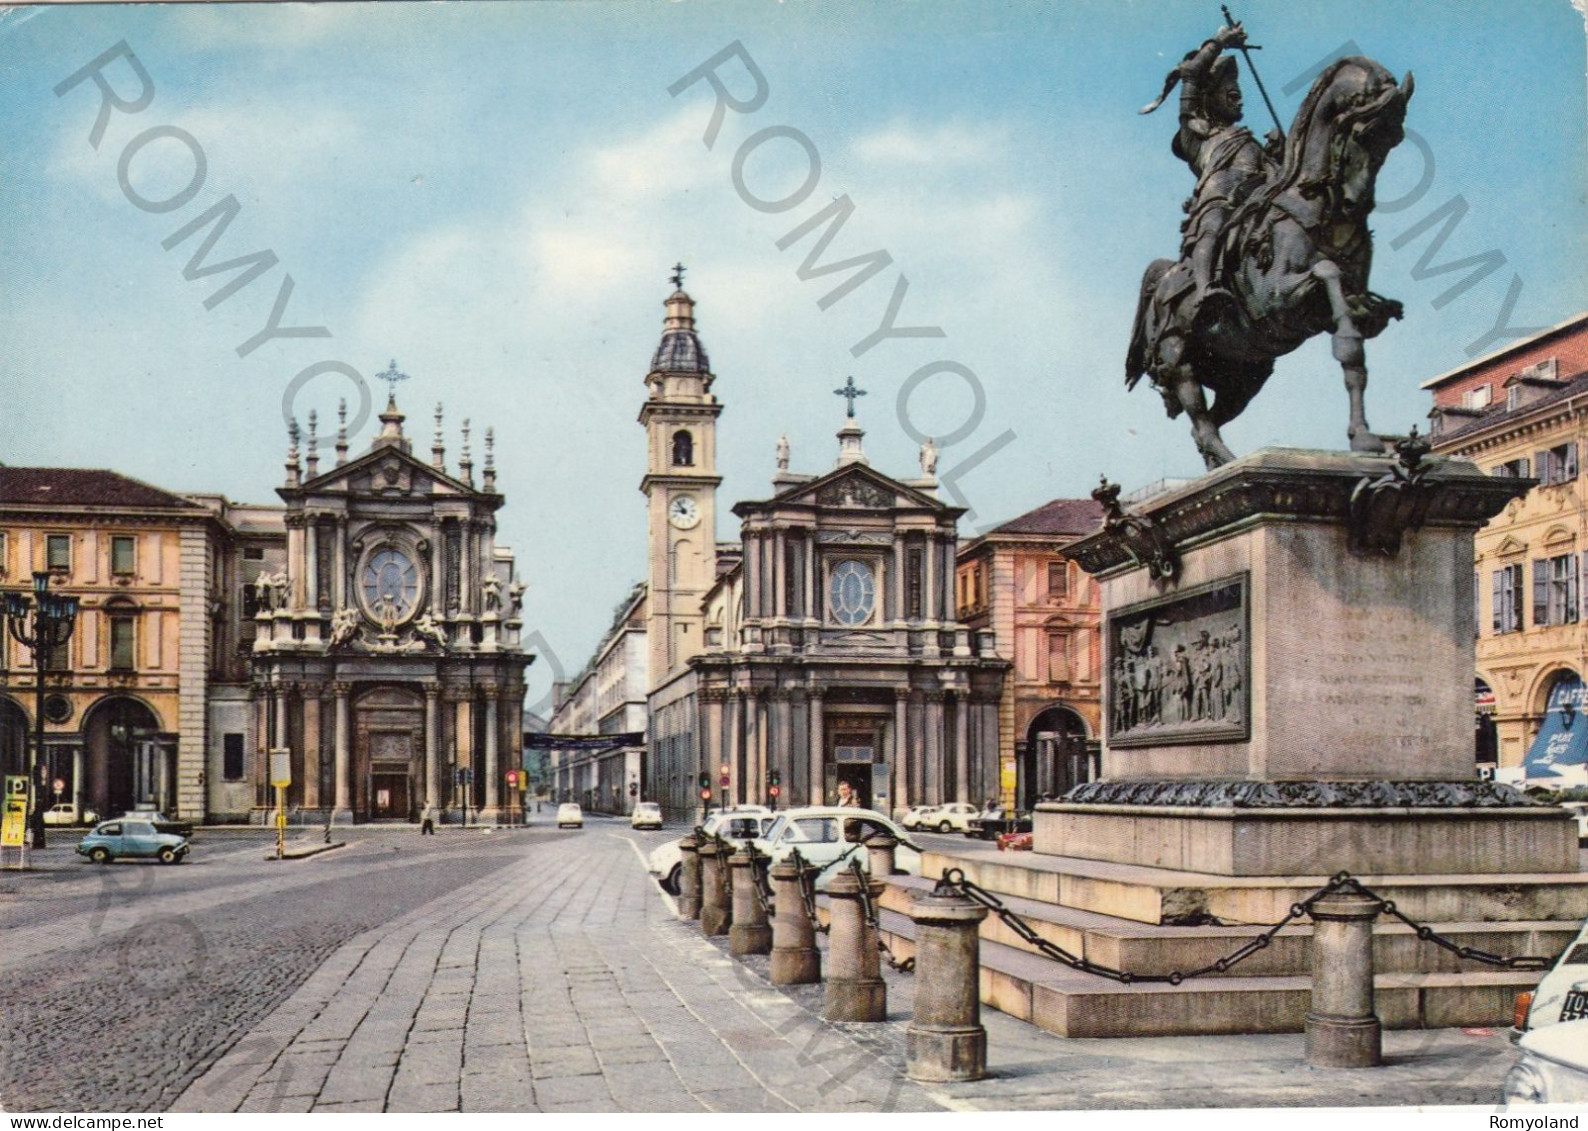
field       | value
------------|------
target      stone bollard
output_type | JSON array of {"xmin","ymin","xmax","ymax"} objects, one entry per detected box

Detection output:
[
  {"xmin": 823, "ymin": 866, "xmax": 887, "ymax": 1022},
  {"xmin": 677, "ymin": 833, "xmax": 702, "ymax": 921},
  {"xmin": 906, "ymin": 884, "xmax": 989, "ymax": 1082},
  {"xmin": 698, "ymin": 839, "xmax": 733, "ymax": 937},
  {"xmin": 866, "ymin": 834, "xmax": 898, "ymax": 878},
  {"xmin": 729, "ymin": 846, "xmax": 773, "ymax": 956},
  {"xmin": 1305, "ymin": 890, "xmax": 1383, "ymax": 1068},
  {"xmin": 769, "ymin": 857, "xmax": 822, "ymax": 985}
]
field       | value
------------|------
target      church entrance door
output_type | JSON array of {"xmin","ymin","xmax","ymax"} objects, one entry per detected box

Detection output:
[
  {"xmin": 371, "ymin": 771, "xmax": 410, "ymax": 820},
  {"xmin": 353, "ymin": 687, "xmax": 425, "ymax": 823}
]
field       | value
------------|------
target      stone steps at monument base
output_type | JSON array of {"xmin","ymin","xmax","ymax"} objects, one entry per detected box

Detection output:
[
  {"xmin": 879, "ymin": 874, "xmax": 1574, "ymax": 979},
  {"xmin": 871, "ymin": 906, "xmax": 1538, "ymax": 1039},
  {"xmin": 921, "ymin": 848, "xmax": 1588, "ymax": 926}
]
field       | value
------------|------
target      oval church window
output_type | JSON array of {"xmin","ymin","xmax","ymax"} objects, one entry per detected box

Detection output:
[{"xmin": 828, "ymin": 560, "xmax": 875, "ymax": 627}]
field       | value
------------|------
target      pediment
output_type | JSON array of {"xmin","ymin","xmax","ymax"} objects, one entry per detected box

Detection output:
[
  {"xmin": 777, "ymin": 464, "xmax": 945, "ymax": 513},
  {"xmin": 296, "ymin": 444, "xmax": 475, "ymax": 500},
  {"xmin": 1542, "ymin": 524, "xmax": 1576, "ymax": 547},
  {"xmin": 1493, "ymin": 535, "xmax": 1528, "ymax": 557}
]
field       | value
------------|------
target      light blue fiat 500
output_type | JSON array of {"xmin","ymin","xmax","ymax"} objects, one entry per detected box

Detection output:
[{"xmin": 75, "ymin": 818, "xmax": 189, "ymax": 865}]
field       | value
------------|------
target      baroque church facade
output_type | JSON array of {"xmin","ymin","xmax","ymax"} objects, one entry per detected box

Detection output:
[
  {"xmin": 246, "ymin": 388, "xmax": 532, "ymax": 824},
  {"xmin": 639, "ymin": 280, "xmax": 1009, "ymax": 820}
]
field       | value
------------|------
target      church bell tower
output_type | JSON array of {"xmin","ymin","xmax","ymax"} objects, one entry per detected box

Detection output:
[{"xmin": 640, "ymin": 267, "xmax": 721, "ymax": 688}]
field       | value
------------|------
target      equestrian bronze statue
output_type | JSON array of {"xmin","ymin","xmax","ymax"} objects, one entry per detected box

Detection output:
[{"xmin": 1126, "ymin": 20, "xmax": 1414, "ymax": 469}]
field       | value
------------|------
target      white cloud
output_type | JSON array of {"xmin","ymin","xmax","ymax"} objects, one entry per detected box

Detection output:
[{"xmin": 851, "ymin": 119, "xmax": 1010, "ymax": 166}]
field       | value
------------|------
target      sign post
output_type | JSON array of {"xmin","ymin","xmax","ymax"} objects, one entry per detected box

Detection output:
[
  {"xmin": 269, "ymin": 748, "xmax": 292, "ymax": 860},
  {"xmin": 2, "ymin": 775, "xmax": 27, "ymax": 869}
]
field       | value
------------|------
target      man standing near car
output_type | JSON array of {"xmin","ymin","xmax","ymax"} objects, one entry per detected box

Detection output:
[{"xmin": 835, "ymin": 780, "xmax": 861, "ymax": 808}]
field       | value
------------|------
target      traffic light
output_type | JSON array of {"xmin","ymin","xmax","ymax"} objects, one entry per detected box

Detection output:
[
  {"xmin": 767, "ymin": 768, "xmax": 781, "ymax": 802},
  {"xmin": 699, "ymin": 772, "xmax": 712, "ymax": 802}
]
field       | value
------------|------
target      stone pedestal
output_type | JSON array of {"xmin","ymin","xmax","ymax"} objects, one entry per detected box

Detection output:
[
  {"xmin": 866, "ymin": 834, "xmax": 899, "ymax": 877},
  {"xmin": 906, "ymin": 886, "xmax": 989, "ymax": 1083},
  {"xmin": 1045, "ymin": 448, "xmax": 1561, "ymax": 875},
  {"xmin": 677, "ymin": 834, "xmax": 702, "ymax": 921},
  {"xmin": 1305, "ymin": 891, "xmax": 1383, "ymax": 1068},
  {"xmin": 698, "ymin": 841, "xmax": 731, "ymax": 937},
  {"xmin": 823, "ymin": 868, "xmax": 886, "ymax": 1022},
  {"xmin": 728, "ymin": 847, "xmax": 773, "ymax": 956},
  {"xmin": 769, "ymin": 858, "xmax": 821, "ymax": 985}
]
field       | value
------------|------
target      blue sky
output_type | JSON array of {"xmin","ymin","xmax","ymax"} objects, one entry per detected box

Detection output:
[{"xmin": 1, "ymin": 0, "xmax": 1583, "ymax": 710}]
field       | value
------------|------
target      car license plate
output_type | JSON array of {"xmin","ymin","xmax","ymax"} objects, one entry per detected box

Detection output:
[{"xmin": 1561, "ymin": 989, "xmax": 1588, "ymax": 1022}]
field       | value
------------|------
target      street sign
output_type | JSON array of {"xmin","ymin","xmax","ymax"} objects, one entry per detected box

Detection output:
[
  {"xmin": 718, "ymin": 774, "xmax": 730, "ymax": 788},
  {"xmin": 628, "ymin": 782, "xmax": 638, "ymax": 795},
  {"xmin": 1, "ymin": 776, "xmax": 26, "ymax": 848},
  {"xmin": 51, "ymin": 778, "xmax": 65, "ymax": 794},
  {"xmin": 719, "ymin": 764, "xmax": 729, "ymax": 776},
  {"xmin": 269, "ymin": 749, "xmax": 292, "ymax": 788},
  {"xmin": 506, "ymin": 770, "xmax": 518, "ymax": 787}
]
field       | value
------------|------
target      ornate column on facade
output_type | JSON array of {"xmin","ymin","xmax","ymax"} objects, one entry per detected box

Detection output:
[
  {"xmin": 334, "ymin": 515, "xmax": 348, "ymax": 608},
  {"xmin": 892, "ymin": 537, "xmax": 907, "ymax": 624},
  {"xmin": 807, "ymin": 687, "xmax": 825, "ymax": 806},
  {"xmin": 744, "ymin": 689, "xmax": 763, "ymax": 808},
  {"xmin": 482, "ymin": 684, "xmax": 501, "ymax": 822},
  {"xmin": 773, "ymin": 530, "xmax": 787, "ymax": 621},
  {"xmin": 423, "ymin": 683, "xmax": 441, "ymax": 820},
  {"xmin": 332, "ymin": 680, "xmax": 352, "ymax": 822},
  {"xmin": 303, "ymin": 688, "xmax": 322, "ymax": 810},
  {"xmin": 305, "ymin": 512, "xmax": 319, "ymax": 612},
  {"xmin": 924, "ymin": 690, "xmax": 945, "ymax": 805},
  {"xmin": 894, "ymin": 688, "xmax": 911, "ymax": 810},
  {"xmin": 953, "ymin": 691, "xmax": 970, "ymax": 804},
  {"xmin": 803, "ymin": 532, "xmax": 817, "ymax": 620},
  {"xmin": 724, "ymin": 688, "xmax": 743, "ymax": 802}
]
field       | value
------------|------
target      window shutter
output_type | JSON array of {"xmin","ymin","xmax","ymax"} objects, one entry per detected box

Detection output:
[
  {"xmin": 1492, "ymin": 570, "xmax": 1504, "ymax": 633},
  {"xmin": 1572, "ymin": 554, "xmax": 1581, "ymax": 624},
  {"xmin": 1537, "ymin": 451, "xmax": 1553, "ymax": 485},
  {"xmin": 1534, "ymin": 560, "xmax": 1550, "ymax": 625},
  {"xmin": 1520, "ymin": 457, "xmax": 1532, "ymax": 478},
  {"xmin": 1567, "ymin": 443, "xmax": 1579, "ymax": 481}
]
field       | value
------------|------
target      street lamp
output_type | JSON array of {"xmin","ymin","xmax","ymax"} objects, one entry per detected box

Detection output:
[{"xmin": 4, "ymin": 572, "xmax": 80, "ymax": 851}]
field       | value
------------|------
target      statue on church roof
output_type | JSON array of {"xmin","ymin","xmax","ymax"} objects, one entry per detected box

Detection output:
[
  {"xmin": 508, "ymin": 579, "xmax": 526, "ymax": 617},
  {"xmin": 328, "ymin": 607, "xmax": 360, "ymax": 649},
  {"xmin": 413, "ymin": 612, "xmax": 449, "ymax": 651},
  {"xmin": 482, "ymin": 573, "xmax": 503, "ymax": 614},
  {"xmin": 776, "ymin": 434, "xmax": 790, "ymax": 471},
  {"xmin": 920, "ymin": 436, "xmax": 939, "ymax": 477}
]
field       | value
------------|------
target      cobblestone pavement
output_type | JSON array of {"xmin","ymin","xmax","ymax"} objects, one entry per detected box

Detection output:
[{"xmin": 3, "ymin": 819, "xmax": 1525, "ymax": 1113}]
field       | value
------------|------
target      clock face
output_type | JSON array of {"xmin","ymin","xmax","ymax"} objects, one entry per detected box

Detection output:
[
  {"xmin": 668, "ymin": 495, "xmax": 701, "ymax": 529},
  {"xmin": 361, "ymin": 548, "xmax": 420, "ymax": 622}
]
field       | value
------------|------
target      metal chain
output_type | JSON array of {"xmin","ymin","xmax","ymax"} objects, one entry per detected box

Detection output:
[
  {"xmin": 790, "ymin": 849, "xmax": 828, "ymax": 935},
  {"xmin": 1329, "ymin": 873, "xmax": 1554, "ymax": 971},
  {"xmin": 932, "ymin": 868, "xmax": 1555, "ymax": 984},
  {"xmin": 848, "ymin": 859, "xmax": 916, "ymax": 974},
  {"xmin": 749, "ymin": 845, "xmax": 774, "ymax": 917}
]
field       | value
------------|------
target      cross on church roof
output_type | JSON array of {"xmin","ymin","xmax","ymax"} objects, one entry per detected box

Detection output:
[
  {"xmin": 833, "ymin": 375, "xmax": 867, "ymax": 418},
  {"xmin": 376, "ymin": 359, "xmax": 410, "ymax": 400},
  {"xmin": 669, "ymin": 262, "xmax": 686, "ymax": 290}
]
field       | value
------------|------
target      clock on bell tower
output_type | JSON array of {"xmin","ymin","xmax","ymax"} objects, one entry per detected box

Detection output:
[{"xmin": 640, "ymin": 267, "xmax": 721, "ymax": 687}]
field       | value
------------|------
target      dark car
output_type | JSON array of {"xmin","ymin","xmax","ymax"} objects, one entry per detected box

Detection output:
[
  {"xmin": 124, "ymin": 808, "xmax": 195, "ymax": 837},
  {"xmin": 967, "ymin": 808, "xmax": 1032, "ymax": 841}
]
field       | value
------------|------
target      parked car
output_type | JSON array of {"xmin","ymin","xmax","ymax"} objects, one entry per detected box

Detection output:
[
  {"xmin": 1561, "ymin": 800, "xmax": 1588, "ymax": 843},
  {"xmin": 556, "ymin": 803, "xmax": 584, "ymax": 829},
  {"xmin": 967, "ymin": 807, "xmax": 1032, "ymax": 841},
  {"xmin": 899, "ymin": 805, "xmax": 941, "ymax": 831},
  {"xmin": 1515, "ymin": 915, "xmax": 1588, "ymax": 1035},
  {"xmin": 122, "ymin": 808, "xmax": 194, "ymax": 837},
  {"xmin": 630, "ymin": 802, "xmax": 664, "ymax": 830},
  {"xmin": 1503, "ymin": 1019, "xmax": 1588, "ymax": 1105},
  {"xmin": 75, "ymin": 819, "xmax": 189, "ymax": 865},
  {"xmin": 752, "ymin": 806, "xmax": 922, "ymax": 888},
  {"xmin": 648, "ymin": 806, "xmax": 773, "ymax": 894},
  {"xmin": 928, "ymin": 802, "xmax": 980, "ymax": 834},
  {"xmin": 42, "ymin": 802, "xmax": 99, "ymax": 827}
]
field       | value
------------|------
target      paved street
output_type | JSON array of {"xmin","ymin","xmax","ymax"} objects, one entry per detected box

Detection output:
[{"xmin": 0, "ymin": 819, "xmax": 1524, "ymax": 1113}]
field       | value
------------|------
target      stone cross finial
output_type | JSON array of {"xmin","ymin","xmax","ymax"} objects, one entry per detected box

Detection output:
[
  {"xmin": 285, "ymin": 418, "xmax": 301, "ymax": 486},
  {"xmin": 483, "ymin": 427, "xmax": 496, "ymax": 491},
  {"xmin": 834, "ymin": 375, "xmax": 867, "ymax": 418},
  {"xmin": 376, "ymin": 359, "xmax": 410, "ymax": 402},
  {"xmin": 459, "ymin": 418, "xmax": 474, "ymax": 486},
  {"xmin": 306, "ymin": 410, "xmax": 320, "ymax": 477},
  {"xmin": 432, "ymin": 402, "xmax": 446, "ymax": 470},
  {"xmin": 335, "ymin": 397, "xmax": 349, "ymax": 465},
  {"xmin": 670, "ymin": 262, "xmax": 686, "ymax": 290}
]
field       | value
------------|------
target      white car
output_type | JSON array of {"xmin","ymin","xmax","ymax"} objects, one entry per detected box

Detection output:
[
  {"xmin": 42, "ymin": 802, "xmax": 99, "ymax": 827},
  {"xmin": 1517, "ymin": 916, "xmax": 1588, "ymax": 1033},
  {"xmin": 927, "ymin": 802, "xmax": 980, "ymax": 834},
  {"xmin": 556, "ymin": 803, "xmax": 583, "ymax": 829},
  {"xmin": 647, "ymin": 806, "xmax": 773, "ymax": 894},
  {"xmin": 1504, "ymin": 1019, "xmax": 1588, "ymax": 1105},
  {"xmin": 1560, "ymin": 800, "xmax": 1588, "ymax": 843},
  {"xmin": 630, "ymin": 802, "xmax": 664, "ymax": 830},
  {"xmin": 899, "ymin": 805, "xmax": 940, "ymax": 831},
  {"xmin": 752, "ymin": 806, "xmax": 922, "ymax": 888}
]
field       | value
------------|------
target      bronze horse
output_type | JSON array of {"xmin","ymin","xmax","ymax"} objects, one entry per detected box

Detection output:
[{"xmin": 1127, "ymin": 57, "xmax": 1415, "ymax": 469}]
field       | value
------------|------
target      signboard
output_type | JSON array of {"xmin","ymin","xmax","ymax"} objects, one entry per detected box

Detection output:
[
  {"xmin": 506, "ymin": 770, "xmax": 519, "ymax": 787},
  {"xmin": 1, "ymin": 776, "xmax": 26, "ymax": 848},
  {"xmin": 269, "ymin": 748, "xmax": 292, "ymax": 788}
]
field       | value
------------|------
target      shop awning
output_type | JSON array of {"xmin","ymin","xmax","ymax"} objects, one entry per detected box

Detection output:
[{"xmin": 1524, "ymin": 675, "xmax": 1588, "ymax": 783}]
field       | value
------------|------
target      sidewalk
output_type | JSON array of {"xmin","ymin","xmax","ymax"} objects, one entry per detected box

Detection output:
[{"xmin": 170, "ymin": 829, "xmax": 1521, "ymax": 1113}]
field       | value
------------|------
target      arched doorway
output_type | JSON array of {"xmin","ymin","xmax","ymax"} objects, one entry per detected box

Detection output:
[
  {"xmin": 83, "ymin": 697, "xmax": 168, "ymax": 819},
  {"xmin": 0, "ymin": 697, "xmax": 26, "ymax": 780},
  {"xmin": 1524, "ymin": 669, "xmax": 1587, "ymax": 784},
  {"xmin": 1022, "ymin": 706, "xmax": 1090, "ymax": 809},
  {"xmin": 353, "ymin": 686, "xmax": 424, "ymax": 822},
  {"xmin": 1474, "ymin": 677, "xmax": 1497, "ymax": 769}
]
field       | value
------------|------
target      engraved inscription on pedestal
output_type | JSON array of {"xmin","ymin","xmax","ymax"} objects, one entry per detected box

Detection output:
[{"xmin": 1107, "ymin": 574, "xmax": 1249, "ymax": 747}]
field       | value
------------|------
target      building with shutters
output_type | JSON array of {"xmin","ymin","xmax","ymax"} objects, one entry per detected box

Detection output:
[{"xmin": 1426, "ymin": 311, "xmax": 1588, "ymax": 781}]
